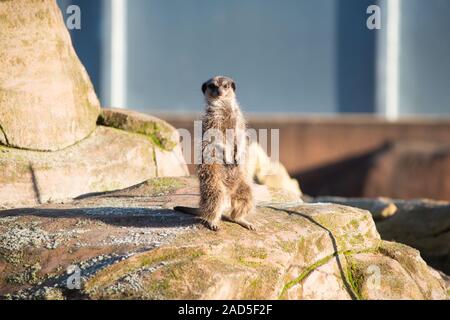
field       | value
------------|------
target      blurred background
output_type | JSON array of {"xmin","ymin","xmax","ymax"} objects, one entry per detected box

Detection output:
[{"xmin": 56, "ymin": 0, "xmax": 450, "ymax": 200}]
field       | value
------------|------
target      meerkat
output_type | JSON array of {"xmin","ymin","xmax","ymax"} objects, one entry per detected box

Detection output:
[{"xmin": 174, "ymin": 76, "xmax": 255, "ymax": 231}]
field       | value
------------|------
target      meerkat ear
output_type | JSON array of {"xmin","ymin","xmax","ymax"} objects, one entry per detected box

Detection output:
[
  {"xmin": 202, "ymin": 82, "xmax": 207, "ymax": 94},
  {"xmin": 231, "ymin": 81, "xmax": 236, "ymax": 92}
]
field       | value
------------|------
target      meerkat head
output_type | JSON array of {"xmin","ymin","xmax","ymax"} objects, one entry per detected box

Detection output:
[{"xmin": 201, "ymin": 76, "xmax": 236, "ymax": 104}]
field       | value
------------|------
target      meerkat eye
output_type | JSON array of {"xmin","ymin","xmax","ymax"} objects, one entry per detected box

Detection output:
[
  {"xmin": 207, "ymin": 84, "xmax": 216, "ymax": 90},
  {"xmin": 224, "ymin": 83, "xmax": 230, "ymax": 89}
]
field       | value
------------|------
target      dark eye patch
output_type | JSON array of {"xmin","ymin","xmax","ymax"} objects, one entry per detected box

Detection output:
[{"xmin": 207, "ymin": 83, "xmax": 217, "ymax": 90}]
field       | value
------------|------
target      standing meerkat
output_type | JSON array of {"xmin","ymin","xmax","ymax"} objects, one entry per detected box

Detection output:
[{"xmin": 174, "ymin": 76, "xmax": 255, "ymax": 231}]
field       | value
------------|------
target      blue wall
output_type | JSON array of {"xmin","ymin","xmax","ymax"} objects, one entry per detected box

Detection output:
[
  {"xmin": 126, "ymin": 0, "xmax": 339, "ymax": 114},
  {"xmin": 57, "ymin": 0, "xmax": 103, "ymax": 96},
  {"xmin": 56, "ymin": 0, "xmax": 450, "ymax": 115},
  {"xmin": 399, "ymin": 0, "xmax": 450, "ymax": 115}
]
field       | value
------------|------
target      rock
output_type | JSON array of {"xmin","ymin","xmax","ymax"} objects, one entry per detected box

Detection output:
[
  {"xmin": 434, "ymin": 268, "xmax": 450, "ymax": 294},
  {"xmin": 363, "ymin": 142, "xmax": 450, "ymax": 200},
  {"xmin": 343, "ymin": 241, "xmax": 446, "ymax": 300},
  {"xmin": 98, "ymin": 108, "xmax": 179, "ymax": 151},
  {"xmin": 313, "ymin": 197, "xmax": 398, "ymax": 220},
  {"xmin": 295, "ymin": 141, "xmax": 450, "ymax": 200},
  {"xmin": 31, "ymin": 287, "xmax": 65, "ymax": 300},
  {"xmin": 0, "ymin": 1, "xmax": 189, "ymax": 207},
  {"xmin": 0, "ymin": 177, "xmax": 446, "ymax": 300},
  {"xmin": 154, "ymin": 146, "xmax": 191, "ymax": 178},
  {"xmin": 376, "ymin": 199, "xmax": 450, "ymax": 274},
  {"xmin": 0, "ymin": 0, "xmax": 100, "ymax": 151},
  {"xmin": 346, "ymin": 251, "xmax": 424, "ymax": 300},
  {"xmin": 97, "ymin": 108, "xmax": 189, "ymax": 177},
  {"xmin": 247, "ymin": 142, "xmax": 302, "ymax": 199},
  {"xmin": 311, "ymin": 197, "xmax": 450, "ymax": 275},
  {"xmin": 0, "ymin": 126, "xmax": 188, "ymax": 208},
  {"xmin": 378, "ymin": 241, "xmax": 447, "ymax": 299}
]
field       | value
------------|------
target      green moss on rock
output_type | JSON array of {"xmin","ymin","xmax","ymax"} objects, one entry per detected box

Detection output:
[
  {"xmin": 277, "ymin": 240, "xmax": 297, "ymax": 253},
  {"xmin": 344, "ymin": 259, "xmax": 364, "ymax": 300},
  {"xmin": 97, "ymin": 109, "xmax": 179, "ymax": 151},
  {"xmin": 145, "ymin": 177, "xmax": 185, "ymax": 196}
]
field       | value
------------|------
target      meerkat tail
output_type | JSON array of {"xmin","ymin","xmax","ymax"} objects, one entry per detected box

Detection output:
[{"xmin": 173, "ymin": 206, "xmax": 201, "ymax": 216}]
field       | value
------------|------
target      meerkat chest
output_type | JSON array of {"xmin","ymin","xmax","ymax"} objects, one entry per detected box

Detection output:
[{"xmin": 222, "ymin": 109, "xmax": 239, "ymax": 130}]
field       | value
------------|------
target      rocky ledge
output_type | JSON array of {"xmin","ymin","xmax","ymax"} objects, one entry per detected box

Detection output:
[
  {"xmin": 0, "ymin": 176, "xmax": 447, "ymax": 300},
  {"xmin": 0, "ymin": 109, "xmax": 189, "ymax": 208}
]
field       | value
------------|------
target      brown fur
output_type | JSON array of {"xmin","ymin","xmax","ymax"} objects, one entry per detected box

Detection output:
[{"xmin": 189, "ymin": 76, "xmax": 255, "ymax": 231}]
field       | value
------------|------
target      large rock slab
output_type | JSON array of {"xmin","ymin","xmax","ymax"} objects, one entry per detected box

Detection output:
[
  {"xmin": 361, "ymin": 141, "xmax": 450, "ymax": 200},
  {"xmin": 0, "ymin": 126, "xmax": 188, "ymax": 208},
  {"xmin": 0, "ymin": 177, "xmax": 446, "ymax": 300},
  {"xmin": 0, "ymin": 0, "xmax": 100, "ymax": 151},
  {"xmin": 296, "ymin": 141, "xmax": 450, "ymax": 200},
  {"xmin": 363, "ymin": 142, "xmax": 450, "ymax": 200},
  {"xmin": 311, "ymin": 197, "xmax": 450, "ymax": 275},
  {"xmin": 98, "ymin": 108, "xmax": 189, "ymax": 178}
]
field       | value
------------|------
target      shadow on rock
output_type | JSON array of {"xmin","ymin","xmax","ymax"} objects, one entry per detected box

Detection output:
[{"xmin": 0, "ymin": 207, "xmax": 199, "ymax": 229}]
